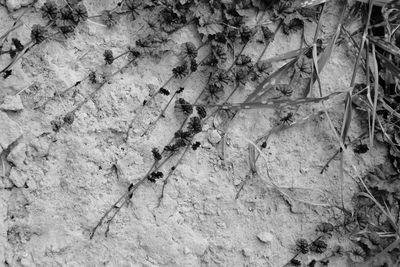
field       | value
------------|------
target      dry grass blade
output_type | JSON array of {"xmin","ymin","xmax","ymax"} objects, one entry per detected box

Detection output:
[
  {"xmin": 369, "ymin": 44, "xmax": 379, "ymax": 147},
  {"xmin": 245, "ymin": 58, "xmax": 297, "ymax": 103},
  {"xmin": 340, "ymin": 92, "xmax": 352, "ymax": 144},
  {"xmin": 245, "ymin": 138, "xmax": 331, "ymax": 207},
  {"xmin": 368, "ymin": 35, "xmax": 400, "ymax": 56},
  {"xmin": 375, "ymin": 51, "xmax": 400, "ymax": 80},
  {"xmin": 264, "ymin": 47, "xmax": 309, "ymax": 63},
  {"xmin": 248, "ymin": 143, "xmax": 257, "ymax": 174}
]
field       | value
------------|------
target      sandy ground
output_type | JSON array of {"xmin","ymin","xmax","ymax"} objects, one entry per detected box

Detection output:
[{"xmin": 0, "ymin": 0, "xmax": 389, "ymax": 266}]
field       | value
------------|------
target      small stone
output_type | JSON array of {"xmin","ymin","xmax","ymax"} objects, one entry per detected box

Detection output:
[
  {"xmin": 0, "ymin": 111, "xmax": 23, "ymax": 154},
  {"xmin": 7, "ymin": 142, "xmax": 26, "ymax": 168},
  {"xmin": 9, "ymin": 168, "xmax": 28, "ymax": 188},
  {"xmin": 257, "ymin": 232, "xmax": 273, "ymax": 245},
  {"xmin": 6, "ymin": 0, "xmax": 34, "ymax": 11},
  {"xmin": 0, "ymin": 95, "xmax": 24, "ymax": 111},
  {"xmin": 242, "ymin": 248, "xmax": 252, "ymax": 257},
  {"xmin": 208, "ymin": 130, "xmax": 221, "ymax": 144}
]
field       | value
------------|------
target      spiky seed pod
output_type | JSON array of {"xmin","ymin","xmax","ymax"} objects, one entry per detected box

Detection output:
[
  {"xmin": 196, "ymin": 106, "xmax": 207, "ymax": 119},
  {"xmin": 350, "ymin": 247, "xmax": 366, "ymax": 262},
  {"xmin": 89, "ymin": 71, "xmax": 97, "ymax": 84},
  {"xmin": 226, "ymin": 28, "xmax": 239, "ymax": 43},
  {"xmin": 51, "ymin": 116, "xmax": 64, "ymax": 132},
  {"xmin": 101, "ymin": 10, "xmax": 118, "ymax": 28},
  {"xmin": 280, "ymin": 112, "xmax": 294, "ymax": 125},
  {"xmin": 212, "ymin": 44, "xmax": 227, "ymax": 64},
  {"xmin": 251, "ymin": 61, "xmax": 271, "ymax": 81},
  {"xmin": 310, "ymin": 240, "xmax": 327, "ymax": 254},
  {"xmin": 31, "ymin": 25, "xmax": 47, "ymax": 44},
  {"xmin": 236, "ymin": 55, "xmax": 254, "ymax": 73},
  {"xmin": 72, "ymin": 3, "xmax": 88, "ymax": 23},
  {"xmin": 295, "ymin": 238, "xmax": 309, "ymax": 254},
  {"xmin": 59, "ymin": 25, "xmax": 75, "ymax": 38},
  {"xmin": 159, "ymin": 88, "xmax": 170, "ymax": 96},
  {"xmin": 188, "ymin": 116, "xmax": 202, "ymax": 134},
  {"xmin": 294, "ymin": 55, "xmax": 312, "ymax": 78},
  {"xmin": 181, "ymin": 42, "xmax": 197, "ymax": 59},
  {"xmin": 60, "ymin": 5, "xmax": 74, "ymax": 21},
  {"xmin": 124, "ymin": 0, "xmax": 140, "ymax": 20},
  {"xmin": 148, "ymin": 171, "xmax": 163, "ymax": 183},
  {"xmin": 275, "ymin": 84, "xmax": 293, "ymax": 97},
  {"xmin": 172, "ymin": 62, "xmax": 189, "ymax": 79},
  {"xmin": 234, "ymin": 68, "xmax": 248, "ymax": 85},
  {"xmin": 211, "ymin": 70, "xmax": 232, "ymax": 88},
  {"xmin": 240, "ymin": 25, "xmax": 255, "ymax": 43},
  {"xmin": 11, "ymin": 38, "xmax": 24, "ymax": 51},
  {"xmin": 41, "ymin": 0, "xmax": 58, "ymax": 20},
  {"xmin": 103, "ymin": 50, "xmax": 114, "ymax": 65},
  {"xmin": 190, "ymin": 59, "xmax": 198, "ymax": 72},
  {"xmin": 192, "ymin": 141, "xmax": 201, "ymax": 150},
  {"xmin": 176, "ymin": 98, "xmax": 193, "ymax": 116},
  {"xmin": 290, "ymin": 259, "xmax": 301, "ymax": 266},
  {"xmin": 213, "ymin": 32, "xmax": 227, "ymax": 44},
  {"xmin": 202, "ymin": 53, "xmax": 219, "ymax": 67},
  {"xmin": 63, "ymin": 112, "xmax": 75, "ymax": 125},
  {"xmin": 261, "ymin": 26, "xmax": 274, "ymax": 44},
  {"xmin": 152, "ymin": 148, "xmax": 162, "ymax": 161},
  {"xmin": 174, "ymin": 130, "xmax": 192, "ymax": 141},
  {"xmin": 316, "ymin": 222, "xmax": 334, "ymax": 234}
]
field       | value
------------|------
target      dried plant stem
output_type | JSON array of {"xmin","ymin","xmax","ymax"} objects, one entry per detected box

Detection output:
[{"xmin": 71, "ymin": 58, "xmax": 136, "ymax": 114}]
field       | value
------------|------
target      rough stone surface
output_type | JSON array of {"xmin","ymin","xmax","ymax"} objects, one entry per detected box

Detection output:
[
  {"xmin": 0, "ymin": 111, "xmax": 22, "ymax": 154},
  {"xmin": 257, "ymin": 232, "xmax": 274, "ymax": 245},
  {"xmin": 0, "ymin": 95, "xmax": 24, "ymax": 111},
  {"xmin": 6, "ymin": 0, "xmax": 34, "ymax": 11},
  {"xmin": 208, "ymin": 129, "xmax": 222, "ymax": 144},
  {"xmin": 8, "ymin": 168, "xmax": 28, "ymax": 187},
  {"xmin": 7, "ymin": 142, "xmax": 26, "ymax": 168}
]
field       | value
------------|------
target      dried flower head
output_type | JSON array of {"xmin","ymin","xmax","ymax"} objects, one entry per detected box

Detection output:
[
  {"xmin": 294, "ymin": 55, "xmax": 312, "ymax": 78},
  {"xmin": 59, "ymin": 25, "xmax": 75, "ymax": 38},
  {"xmin": 239, "ymin": 25, "xmax": 255, "ymax": 43},
  {"xmin": 103, "ymin": 50, "xmax": 114, "ymax": 64},
  {"xmin": 63, "ymin": 112, "xmax": 75, "ymax": 125},
  {"xmin": 282, "ymin": 18, "xmax": 304, "ymax": 35},
  {"xmin": 250, "ymin": 61, "xmax": 271, "ymax": 81},
  {"xmin": 196, "ymin": 106, "xmax": 207, "ymax": 119},
  {"xmin": 213, "ymin": 32, "xmax": 227, "ymax": 44},
  {"xmin": 176, "ymin": 87, "xmax": 185, "ymax": 94},
  {"xmin": 89, "ymin": 71, "xmax": 97, "ymax": 84},
  {"xmin": 72, "ymin": 3, "xmax": 88, "ymax": 23},
  {"xmin": 190, "ymin": 59, "xmax": 198, "ymax": 72},
  {"xmin": 290, "ymin": 259, "xmax": 301, "ymax": 266},
  {"xmin": 172, "ymin": 62, "xmax": 189, "ymax": 78},
  {"xmin": 152, "ymin": 148, "xmax": 162, "ymax": 161},
  {"xmin": 148, "ymin": 171, "xmax": 163, "ymax": 183},
  {"xmin": 11, "ymin": 38, "xmax": 24, "ymax": 51},
  {"xmin": 350, "ymin": 246, "xmax": 366, "ymax": 262},
  {"xmin": 226, "ymin": 28, "xmax": 239, "ymax": 43},
  {"xmin": 159, "ymin": 88, "xmax": 170, "ymax": 96},
  {"xmin": 31, "ymin": 24, "xmax": 47, "ymax": 44},
  {"xmin": 192, "ymin": 141, "xmax": 201, "ymax": 150},
  {"xmin": 233, "ymin": 68, "xmax": 248, "ymax": 85},
  {"xmin": 295, "ymin": 238, "xmax": 309, "ymax": 254},
  {"xmin": 212, "ymin": 44, "xmax": 227, "ymax": 64},
  {"xmin": 275, "ymin": 84, "xmax": 293, "ymax": 97},
  {"xmin": 175, "ymin": 98, "xmax": 193, "ymax": 116},
  {"xmin": 101, "ymin": 10, "xmax": 118, "ymax": 27},
  {"xmin": 124, "ymin": 0, "xmax": 140, "ymax": 20},
  {"xmin": 211, "ymin": 70, "xmax": 232, "ymax": 88},
  {"xmin": 280, "ymin": 112, "xmax": 294, "ymax": 125},
  {"xmin": 316, "ymin": 222, "xmax": 334, "ymax": 234},
  {"xmin": 202, "ymin": 53, "xmax": 219, "ymax": 67},
  {"xmin": 236, "ymin": 55, "xmax": 254, "ymax": 73},
  {"xmin": 187, "ymin": 116, "xmax": 202, "ymax": 134},
  {"xmin": 310, "ymin": 240, "xmax": 327, "ymax": 254},
  {"xmin": 51, "ymin": 116, "xmax": 64, "ymax": 132},
  {"xmin": 60, "ymin": 5, "xmax": 74, "ymax": 21},
  {"xmin": 174, "ymin": 130, "xmax": 192, "ymax": 143},
  {"xmin": 181, "ymin": 42, "xmax": 197, "ymax": 59},
  {"xmin": 261, "ymin": 26, "xmax": 274, "ymax": 44},
  {"xmin": 41, "ymin": 0, "xmax": 59, "ymax": 20}
]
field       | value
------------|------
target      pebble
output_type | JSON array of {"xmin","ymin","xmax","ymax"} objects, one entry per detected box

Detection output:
[
  {"xmin": 208, "ymin": 130, "xmax": 221, "ymax": 144},
  {"xmin": 6, "ymin": 0, "xmax": 34, "ymax": 11},
  {"xmin": 7, "ymin": 142, "xmax": 26, "ymax": 168},
  {"xmin": 0, "ymin": 95, "xmax": 24, "ymax": 111},
  {"xmin": 9, "ymin": 168, "xmax": 28, "ymax": 188},
  {"xmin": 257, "ymin": 232, "xmax": 274, "ymax": 245},
  {"xmin": 0, "ymin": 111, "xmax": 23, "ymax": 154}
]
